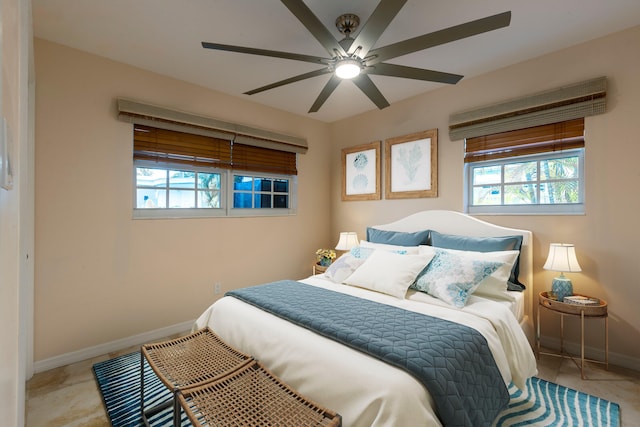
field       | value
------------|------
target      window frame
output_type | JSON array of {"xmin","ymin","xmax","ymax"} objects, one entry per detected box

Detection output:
[
  {"xmin": 133, "ymin": 160, "xmax": 297, "ymax": 219},
  {"xmin": 227, "ymin": 172, "xmax": 297, "ymax": 217},
  {"xmin": 464, "ymin": 148, "xmax": 585, "ymax": 215}
]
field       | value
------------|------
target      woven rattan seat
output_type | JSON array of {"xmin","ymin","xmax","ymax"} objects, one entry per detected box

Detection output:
[
  {"xmin": 177, "ymin": 360, "xmax": 342, "ymax": 427},
  {"xmin": 141, "ymin": 327, "xmax": 253, "ymax": 426}
]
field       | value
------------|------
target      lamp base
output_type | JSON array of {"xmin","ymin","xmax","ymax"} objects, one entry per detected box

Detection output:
[{"xmin": 552, "ymin": 275, "xmax": 573, "ymax": 302}]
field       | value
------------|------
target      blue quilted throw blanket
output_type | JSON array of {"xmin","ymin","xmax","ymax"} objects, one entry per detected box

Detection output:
[{"xmin": 226, "ymin": 280, "xmax": 509, "ymax": 427}]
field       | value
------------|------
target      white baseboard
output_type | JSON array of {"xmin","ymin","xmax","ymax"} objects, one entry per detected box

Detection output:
[
  {"xmin": 539, "ymin": 336, "xmax": 640, "ymax": 372},
  {"xmin": 33, "ymin": 320, "xmax": 194, "ymax": 374}
]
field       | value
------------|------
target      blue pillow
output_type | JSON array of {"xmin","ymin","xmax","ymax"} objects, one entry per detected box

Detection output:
[
  {"xmin": 429, "ymin": 231, "xmax": 525, "ymax": 291},
  {"xmin": 366, "ymin": 227, "xmax": 430, "ymax": 246}
]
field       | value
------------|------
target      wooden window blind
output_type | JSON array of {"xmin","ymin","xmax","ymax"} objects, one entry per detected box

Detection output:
[
  {"xmin": 134, "ymin": 125, "xmax": 297, "ymax": 175},
  {"xmin": 464, "ymin": 118, "xmax": 584, "ymax": 163},
  {"xmin": 232, "ymin": 143, "xmax": 297, "ymax": 175},
  {"xmin": 134, "ymin": 125, "xmax": 232, "ymax": 168}
]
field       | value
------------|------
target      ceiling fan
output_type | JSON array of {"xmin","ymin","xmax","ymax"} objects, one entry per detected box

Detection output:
[{"xmin": 202, "ymin": 0, "xmax": 511, "ymax": 113}]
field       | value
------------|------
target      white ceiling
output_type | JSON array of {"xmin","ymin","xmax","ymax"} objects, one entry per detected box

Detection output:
[{"xmin": 32, "ymin": 0, "xmax": 640, "ymax": 123}]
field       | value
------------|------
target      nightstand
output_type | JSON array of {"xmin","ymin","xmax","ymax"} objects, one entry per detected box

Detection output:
[
  {"xmin": 536, "ymin": 291, "xmax": 608, "ymax": 379},
  {"xmin": 313, "ymin": 264, "xmax": 328, "ymax": 275}
]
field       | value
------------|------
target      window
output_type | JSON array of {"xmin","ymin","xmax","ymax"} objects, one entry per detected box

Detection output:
[
  {"xmin": 232, "ymin": 175, "xmax": 290, "ymax": 209},
  {"xmin": 132, "ymin": 125, "xmax": 297, "ymax": 218},
  {"xmin": 466, "ymin": 150, "xmax": 584, "ymax": 214},
  {"xmin": 464, "ymin": 119, "xmax": 585, "ymax": 214},
  {"xmin": 136, "ymin": 166, "xmax": 221, "ymax": 209}
]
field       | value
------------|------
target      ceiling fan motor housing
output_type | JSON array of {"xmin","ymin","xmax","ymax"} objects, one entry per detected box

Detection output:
[{"xmin": 335, "ymin": 13, "xmax": 360, "ymax": 37}]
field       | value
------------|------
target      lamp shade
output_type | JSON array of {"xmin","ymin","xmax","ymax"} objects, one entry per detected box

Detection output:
[
  {"xmin": 544, "ymin": 243, "xmax": 581, "ymax": 302},
  {"xmin": 335, "ymin": 232, "xmax": 359, "ymax": 251},
  {"xmin": 543, "ymin": 243, "xmax": 582, "ymax": 272}
]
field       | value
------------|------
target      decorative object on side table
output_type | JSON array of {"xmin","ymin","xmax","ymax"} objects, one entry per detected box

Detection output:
[
  {"xmin": 316, "ymin": 249, "xmax": 336, "ymax": 267},
  {"xmin": 335, "ymin": 232, "xmax": 359, "ymax": 252},
  {"xmin": 563, "ymin": 295, "xmax": 600, "ymax": 306},
  {"xmin": 543, "ymin": 243, "xmax": 582, "ymax": 302}
]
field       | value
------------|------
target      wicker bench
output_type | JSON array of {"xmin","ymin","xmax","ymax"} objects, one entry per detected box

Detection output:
[
  {"xmin": 141, "ymin": 327, "xmax": 253, "ymax": 426},
  {"xmin": 177, "ymin": 359, "xmax": 342, "ymax": 426}
]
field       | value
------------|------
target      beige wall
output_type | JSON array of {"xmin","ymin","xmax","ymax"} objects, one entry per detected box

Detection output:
[
  {"xmin": 329, "ymin": 25, "xmax": 640, "ymax": 369},
  {"xmin": 34, "ymin": 39, "xmax": 333, "ymax": 361},
  {"xmin": 34, "ymin": 25, "xmax": 640, "ymax": 371}
]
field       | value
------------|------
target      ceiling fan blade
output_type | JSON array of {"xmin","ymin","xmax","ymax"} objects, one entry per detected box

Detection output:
[
  {"xmin": 366, "ymin": 63, "xmax": 463, "ymax": 84},
  {"xmin": 349, "ymin": 0, "xmax": 408, "ymax": 57},
  {"xmin": 309, "ymin": 75, "xmax": 341, "ymax": 113},
  {"xmin": 244, "ymin": 68, "xmax": 332, "ymax": 95},
  {"xmin": 202, "ymin": 42, "xmax": 328, "ymax": 66},
  {"xmin": 367, "ymin": 11, "xmax": 511, "ymax": 65},
  {"xmin": 280, "ymin": 0, "xmax": 346, "ymax": 57},
  {"xmin": 352, "ymin": 75, "xmax": 390, "ymax": 110}
]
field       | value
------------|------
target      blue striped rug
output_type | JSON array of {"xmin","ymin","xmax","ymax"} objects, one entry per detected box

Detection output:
[
  {"xmin": 93, "ymin": 351, "xmax": 192, "ymax": 426},
  {"xmin": 94, "ymin": 352, "xmax": 620, "ymax": 427},
  {"xmin": 494, "ymin": 376, "xmax": 620, "ymax": 427}
]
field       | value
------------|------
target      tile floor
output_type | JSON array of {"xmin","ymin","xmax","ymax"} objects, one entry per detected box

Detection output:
[{"xmin": 26, "ymin": 344, "xmax": 640, "ymax": 426}]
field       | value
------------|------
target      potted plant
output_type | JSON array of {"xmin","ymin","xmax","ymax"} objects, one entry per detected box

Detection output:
[{"xmin": 315, "ymin": 248, "xmax": 336, "ymax": 267}]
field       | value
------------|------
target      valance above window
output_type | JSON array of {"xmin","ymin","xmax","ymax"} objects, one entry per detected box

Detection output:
[
  {"xmin": 117, "ymin": 98, "xmax": 308, "ymax": 154},
  {"xmin": 449, "ymin": 77, "xmax": 606, "ymax": 141}
]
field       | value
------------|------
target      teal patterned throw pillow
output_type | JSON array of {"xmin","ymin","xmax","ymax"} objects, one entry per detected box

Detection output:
[
  {"xmin": 411, "ymin": 249, "xmax": 505, "ymax": 307},
  {"xmin": 350, "ymin": 246, "xmax": 409, "ymax": 259},
  {"xmin": 349, "ymin": 246, "xmax": 376, "ymax": 259}
]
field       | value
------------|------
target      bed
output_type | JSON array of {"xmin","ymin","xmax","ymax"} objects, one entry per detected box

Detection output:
[{"xmin": 193, "ymin": 210, "xmax": 537, "ymax": 426}]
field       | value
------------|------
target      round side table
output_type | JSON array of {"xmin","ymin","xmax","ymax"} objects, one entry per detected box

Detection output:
[
  {"xmin": 536, "ymin": 291, "xmax": 608, "ymax": 379},
  {"xmin": 312, "ymin": 263, "xmax": 328, "ymax": 275}
]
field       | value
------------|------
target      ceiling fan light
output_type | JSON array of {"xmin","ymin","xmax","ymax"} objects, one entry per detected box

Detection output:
[{"xmin": 335, "ymin": 59, "xmax": 361, "ymax": 79}]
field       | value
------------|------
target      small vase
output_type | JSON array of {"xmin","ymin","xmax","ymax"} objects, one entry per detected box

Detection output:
[
  {"xmin": 319, "ymin": 258, "xmax": 332, "ymax": 267},
  {"xmin": 552, "ymin": 275, "xmax": 573, "ymax": 302}
]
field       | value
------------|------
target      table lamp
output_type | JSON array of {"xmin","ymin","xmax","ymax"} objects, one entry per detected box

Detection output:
[
  {"xmin": 543, "ymin": 243, "xmax": 582, "ymax": 302},
  {"xmin": 335, "ymin": 232, "xmax": 359, "ymax": 251}
]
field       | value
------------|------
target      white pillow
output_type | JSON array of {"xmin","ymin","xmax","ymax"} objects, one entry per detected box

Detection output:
[
  {"xmin": 323, "ymin": 252, "xmax": 367, "ymax": 283},
  {"xmin": 325, "ymin": 245, "xmax": 416, "ymax": 284},
  {"xmin": 418, "ymin": 246, "xmax": 519, "ymax": 301},
  {"xmin": 359, "ymin": 240, "xmax": 419, "ymax": 254},
  {"xmin": 344, "ymin": 250, "xmax": 434, "ymax": 298}
]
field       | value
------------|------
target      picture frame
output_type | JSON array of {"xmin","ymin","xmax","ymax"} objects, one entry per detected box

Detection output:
[
  {"xmin": 385, "ymin": 129, "xmax": 437, "ymax": 199},
  {"xmin": 342, "ymin": 141, "xmax": 381, "ymax": 201}
]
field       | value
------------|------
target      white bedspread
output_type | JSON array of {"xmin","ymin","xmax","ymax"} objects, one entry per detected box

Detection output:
[{"xmin": 193, "ymin": 276, "xmax": 537, "ymax": 427}]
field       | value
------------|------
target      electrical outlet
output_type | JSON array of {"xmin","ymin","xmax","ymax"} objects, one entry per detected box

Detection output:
[{"xmin": 214, "ymin": 282, "xmax": 222, "ymax": 295}]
